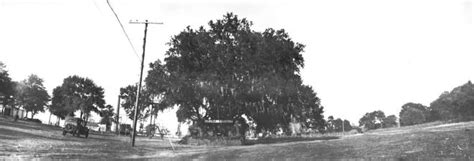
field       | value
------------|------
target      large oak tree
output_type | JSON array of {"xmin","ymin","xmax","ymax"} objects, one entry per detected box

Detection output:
[{"xmin": 146, "ymin": 13, "xmax": 324, "ymax": 133}]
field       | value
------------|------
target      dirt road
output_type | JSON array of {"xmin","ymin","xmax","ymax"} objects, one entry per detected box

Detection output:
[{"xmin": 0, "ymin": 116, "xmax": 196, "ymax": 159}]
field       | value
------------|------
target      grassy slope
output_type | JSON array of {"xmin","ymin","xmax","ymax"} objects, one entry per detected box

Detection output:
[
  {"xmin": 0, "ymin": 116, "xmax": 193, "ymax": 159},
  {"xmin": 1, "ymin": 115, "xmax": 474, "ymax": 160},
  {"xmin": 176, "ymin": 121, "xmax": 474, "ymax": 160}
]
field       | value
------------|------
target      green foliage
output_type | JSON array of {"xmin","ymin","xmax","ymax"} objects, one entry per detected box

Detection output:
[
  {"xmin": 359, "ymin": 110, "xmax": 386, "ymax": 130},
  {"xmin": 399, "ymin": 103, "xmax": 430, "ymax": 126},
  {"xmin": 51, "ymin": 75, "xmax": 105, "ymax": 120},
  {"xmin": 0, "ymin": 62, "xmax": 15, "ymax": 106},
  {"xmin": 99, "ymin": 104, "xmax": 115, "ymax": 131},
  {"xmin": 383, "ymin": 115, "xmax": 398, "ymax": 128},
  {"xmin": 14, "ymin": 74, "xmax": 50, "ymax": 118},
  {"xmin": 430, "ymin": 81, "xmax": 474, "ymax": 121},
  {"xmin": 327, "ymin": 117, "xmax": 352, "ymax": 132},
  {"xmin": 145, "ymin": 60, "xmax": 172, "ymax": 118},
  {"xmin": 146, "ymin": 13, "xmax": 324, "ymax": 132},
  {"xmin": 119, "ymin": 85, "xmax": 153, "ymax": 121},
  {"xmin": 50, "ymin": 86, "xmax": 72, "ymax": 119}
]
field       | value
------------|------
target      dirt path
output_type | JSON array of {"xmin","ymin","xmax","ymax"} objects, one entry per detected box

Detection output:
[{"xmin": 0, "ymin": 116, "xmax": 197, "ymax": 159}]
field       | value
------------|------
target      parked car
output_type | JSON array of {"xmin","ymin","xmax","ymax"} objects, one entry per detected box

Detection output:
[
  {"xmin": 120, "ymin": 124, "xmax": 132, "ymax": 136},
  {"xmin": 62, "ymin": 117, "xmax": 89, "ymax": 138}
]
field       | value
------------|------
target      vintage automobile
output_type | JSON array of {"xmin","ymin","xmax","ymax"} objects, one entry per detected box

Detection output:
[
  {"xmin": 62, "ymin": 117, "xmax": 89, "ymax": 138},
  {"xmin": 119, "ymin": 124, "xmax": 132, "ymax": 136}
]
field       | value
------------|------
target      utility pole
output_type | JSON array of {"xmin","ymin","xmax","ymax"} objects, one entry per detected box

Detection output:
[
  {"xmin": 130, "ymin": 20, "xmax": 163, "ymax": 147},
  {"xmin": 116, "ymin": 95, "xmax": 120, "ymax": 135}
]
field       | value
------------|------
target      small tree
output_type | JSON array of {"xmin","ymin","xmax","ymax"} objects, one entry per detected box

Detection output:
[
  {"xmin": 52, "ymin": 75, "xmax": 106, "ymax": 126},
  {"xmin": 119, "ymin": 85, "xmax": 152, "ymax": 121},
  {"xmin": 343, "ymin": 119, "xmax": 353, "ymax": 131},
  {"xmin": 399, "ymin": 103, "xmax": 430, "ymax": 126},
  {"xmin": 15, "ymin": 74, "xmax": 50, "ymax": 119},
  {"xmin": 0, "ymin": 62, "xmax": 15, "ymax": 111},
  {"xmin": 50, "ymin": 86, "xmax": 74, "ymax": 121},
  {"xmin": 326, "ymin": 116, "xmax": 335, "ymax": 132},
  {"xmin": 383, "ymin": 115, "xmax": 398, "ymax": 128},
  {"xmin": 359, "ymin": 110, "xmax": 386, "ymax": 130},
  {"xmin": 99, "ymin": 104, "xmax": 115, "ymax": 131}
]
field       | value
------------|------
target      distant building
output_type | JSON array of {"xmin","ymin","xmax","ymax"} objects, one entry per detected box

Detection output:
[{"xmin": 1, "ymin": 104, "xmax": 26, "ymax": 118}]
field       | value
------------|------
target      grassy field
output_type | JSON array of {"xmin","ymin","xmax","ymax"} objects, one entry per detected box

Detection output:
[{"xmin": 1, "ymin": 115, "xmax": 474, "ymax": 160}]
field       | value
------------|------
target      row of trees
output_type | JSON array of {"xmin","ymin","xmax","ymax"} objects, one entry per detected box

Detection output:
[
  {"xmin": 0, "ymin": 62, "xmax": 114, "ymax": 128},
  {"xmin": 359, "ymin": 81, "xmax": 474, "ymax": 131},
  {"xmin": 2, "ymin": 13, "xmax": 327, "ymax": 135},
  {"xmin": 399, "ymin": 81, "xmax": 474, "ymax": 126},
  {"xmin": 0, "ymin": 62, "xmax": 50, "ymax": 119},
  {"xmin": 326, "ymin": 116, "xmax": 353, "ymax": 132}
]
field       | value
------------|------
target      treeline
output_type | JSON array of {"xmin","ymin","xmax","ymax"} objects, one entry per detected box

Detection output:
[
  {"xmin": 1, "ymin": 62, "xmax": 50, "ymax": 119},
  {"xmin": 326, "ymin": 116, "xmax": 353, "ymax": 133},
  {"xmin": 400, "ymin": 81, "xmax": 474, "ymax": 126},
  {"xmin": 0, "ymin": 62, "xmax": 114, "ymax": 128},
  {"xmin": 358, "ymin": 81, "xmax": 474, "ymax": 131}
]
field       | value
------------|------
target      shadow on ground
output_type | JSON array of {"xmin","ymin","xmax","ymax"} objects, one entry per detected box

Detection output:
[{"xmin": 243, "ymin": 136, "xmax": 339, "ymax": 145}]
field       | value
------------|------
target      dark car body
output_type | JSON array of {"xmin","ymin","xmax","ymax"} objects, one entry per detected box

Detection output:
[
  {"xmin": 120, "ymin": 124, "xmax": 132, "ymax": 136},
  {"xmin": 62, "ymin": 117, "xmax": 89, "ymax": 138}
]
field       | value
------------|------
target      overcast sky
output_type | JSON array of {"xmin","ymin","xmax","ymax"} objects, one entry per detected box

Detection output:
[{"xmin": 1, "ymin": 0, "xmax": 473, "ymax": 125}]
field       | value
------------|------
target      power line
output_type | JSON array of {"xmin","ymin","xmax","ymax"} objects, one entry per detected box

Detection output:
[{"xmin": 106, "ymin": 0, "xmax": 141, "ymax": 61}]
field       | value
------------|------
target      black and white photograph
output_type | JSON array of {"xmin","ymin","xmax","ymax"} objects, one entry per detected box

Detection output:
[{"xmin": 1, "ymin": 0, "xmax": 474, "ymax": 160}]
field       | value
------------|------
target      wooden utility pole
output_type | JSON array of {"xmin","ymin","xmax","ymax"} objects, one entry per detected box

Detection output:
[
  {"xmin": 130, "ymin": 20, "xmax": 163, "ymax": 147},
  {"xmin": 116, "ymin": 95, "xmax": 120, "ymax": 135}
]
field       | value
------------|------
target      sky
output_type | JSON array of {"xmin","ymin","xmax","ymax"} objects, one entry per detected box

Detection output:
[{"xmin": 1, "ymin": 0, "xmax": 474, "ymax": 129}]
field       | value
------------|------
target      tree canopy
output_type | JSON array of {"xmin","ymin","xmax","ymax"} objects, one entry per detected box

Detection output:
[
  {"xmin": 430, "ymin": 81, "xmax": 474, "ymax": 121},
  {"xmin": 145, "ymin": 13, "xmax": 324, "ymax": 132},
  {"xmin": 14, "ymin": 74, "xmax": 50, "ymax": 118},
  {"xmin": 359, "ymin": 110, "xmax": 386, "ymax": 130},
  {"xmin": 0, "ymin": 62, "xmax": 15, "ymax": 107},
  {"xmin": 50, "ymin": 86, "xmax": 71, "ymax": 119},
  {"xmin": 399, "ymin": 102, "xmax": 430, "ymax": 126},
  {"xmin": 99, "ymin": 104, "xmax": 115, "ymax": 131},
  {"xmin": 120, "ymin": 85, "xmax": 167, "ymax": 120},
  {"xmin": 383, "ymin": 115, "xmax": 398, "ymax": 128},
  {"xmin": 50, "ymin": 75, "xmax": 105, "ymax": 123}
]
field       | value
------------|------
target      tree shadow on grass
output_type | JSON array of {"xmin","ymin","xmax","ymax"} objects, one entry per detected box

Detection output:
[
  {"xmin": 243, "ymin": 136, "xmax": 340, "ymax": 145},
  {"xmin": 0, "ymin": 127, "xmax": 68, "ymax": 142},
  {"xmin": 0, "ymin": 118, "xmax": 60, "ymax": 131}
]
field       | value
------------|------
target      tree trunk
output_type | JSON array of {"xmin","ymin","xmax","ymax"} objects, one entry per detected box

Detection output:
[
  {"xmin": 84, "ymin": 113, "xmax": 89, "ymax": 127},
  {"xmin": 80, "ymin": 111, "xmax": 83, "ymax": 120},
  {"xmin": 31, "ymin": 112, "xmax": 34, "ymax": 119},
  {"xmin": 56, "ymin": 116, "xmax": 60, "ymax": 126},
  {"xmin": 48, "ymin": 113, "xmax": 52, "ymax": 124}
]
